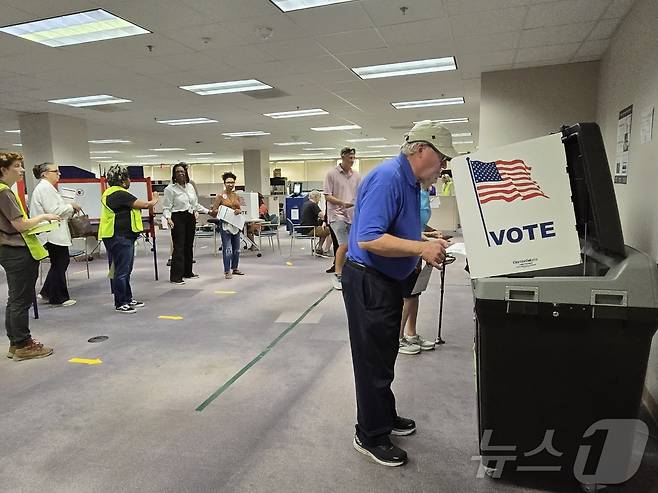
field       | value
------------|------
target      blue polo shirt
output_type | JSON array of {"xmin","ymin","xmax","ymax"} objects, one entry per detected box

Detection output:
[{"xmin": 347, "ymin": 153, "xmax": 421, "ymax": 280}]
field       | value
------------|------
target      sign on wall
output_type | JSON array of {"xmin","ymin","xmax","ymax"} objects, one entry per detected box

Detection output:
[
  {"xmin": 452, "ymin": 133, "xmax": 581, "ymax": 279},
  {"xmin": 614, "ymin": 105, "xmax": 633, "ymax": 184}
]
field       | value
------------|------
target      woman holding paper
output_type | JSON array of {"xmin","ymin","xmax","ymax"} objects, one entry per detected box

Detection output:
[
  {"xmin": 30, "ymin": 162, "xmax": 82, "ymax": 306},
  {"xmin": 0, "ymin": 152, "xmax": 59, "ymax": 361},
  {"xmin": 209, "ymin": 172, "xmax": 244, "ymax": 279}
]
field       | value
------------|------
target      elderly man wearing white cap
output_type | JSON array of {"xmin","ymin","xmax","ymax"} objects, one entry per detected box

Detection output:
[{"xmin": 341, "ymin": 120, "xmax": 455, "ymax": 467}]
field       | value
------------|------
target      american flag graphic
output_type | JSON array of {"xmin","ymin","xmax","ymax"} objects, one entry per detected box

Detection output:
[{"xmin": 468, "ymin": 158, "xmax": 549, "ymax": 204}]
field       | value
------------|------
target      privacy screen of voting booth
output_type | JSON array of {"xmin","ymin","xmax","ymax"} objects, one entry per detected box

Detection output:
[{"xmin": 471, "ymin": 123, "xmax": 658, "ymax": 488}]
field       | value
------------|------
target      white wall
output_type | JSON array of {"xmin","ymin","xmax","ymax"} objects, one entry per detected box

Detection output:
[
  {"xmin": 480, "ymin": 62, "xmax": 599, "ymax": 148},
  {"xmin": 596, "ymin": 0, "xmax": 658, "ymax": 419}
]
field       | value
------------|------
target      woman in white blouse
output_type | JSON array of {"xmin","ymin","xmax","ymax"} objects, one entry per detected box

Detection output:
[
  {"xmin": 29, "ymin": 162, "xmax": 82, "ymax": 306},
  {"xmin": 162, "ymin": 163, "xmax": 208, "ymax": 284}
]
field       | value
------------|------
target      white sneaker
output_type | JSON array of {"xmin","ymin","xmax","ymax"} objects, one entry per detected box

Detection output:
[
  {"xmin": 405, "ymin": 334, "xmax": 435, "ymax": 351},
  {"xmin": 60, "ymin": 299, "xmax": 77, "ymax": 307},
  {"xmin": 398, "ymin": 337, "xmax": 421, "ymax": 355},
  {"xmin": 332, "ymin": 274, "xmax": 342, "ymax": 290}
]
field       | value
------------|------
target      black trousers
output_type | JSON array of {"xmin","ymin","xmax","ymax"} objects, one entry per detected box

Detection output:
[
  {"xmin": 329, "ymin": 223, "xmax": 339, "ymax": 257},
  {"xmin": 41, "ymin": 243, "xmax": 70, "ymax": 304},
  {"xmin": 342, "ymin": 260, "xmax": 406, "ymax": 445},
  {"xmin": 170, "ymin": 211, "xmax": 196, "ymax": 282},
  {"xmin": 0, "ymin": 245, "xmax": 39, "ymax": 347}
]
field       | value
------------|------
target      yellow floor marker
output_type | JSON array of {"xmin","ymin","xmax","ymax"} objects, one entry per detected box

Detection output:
[
  {"xmin": 158, "ymin": 315, "xmax": 183, "ymax": 320},
  {"xmin": 69, "ymin": 358, "xmax": 102, "ymax": 365},
  {"xmin": 286, "ymin": 261, "xmax": 293, "ymax": 266},
  {"xmin": 215, "ymin": 290, "xmax": 237, "ymax": 295}
]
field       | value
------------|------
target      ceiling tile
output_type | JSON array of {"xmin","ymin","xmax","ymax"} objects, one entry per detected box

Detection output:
[
  {"xmin": 360, "ymin": 0, "xmax": 447, "ymax": 26},
  {"xmin": 445, "ymin": 0, "xmax": 532, "ymax": 16},
  {"xmin": 588, "ymin": 18, "xmax": 621, "ymax": 40},
  {"xmin": 379, "ymin": 17, "xmax": 452, "ymax": 47},
  {"xmin": 97, "ymin": 0, "xmax": 209, "ymax": 30},
  {"xmin": 454, "ymin": 31, "xmax": 520, "ymax": 54},
  {"xmin": 519, "ymin": 22, "xmax": 595, "ymax": 48},
  {"xmin": 601, "ymin": 0, "xmax": 636, "ymax": 19},
  {"xmin": 285, "ymin": 2, "xmax": 374, "ymax": 35},
  {"xmin": 260, "ymin": 38, "xmax": 328, "ymax": 61},
  {"xmin": 177, "ymin": 0, "xmax": 282, "ymax": 22},
  {"xmin": 515, "ymin": 42, "xmax": 581, "ymax": 63},
  {"xmin": 524, "ymin": 0, "xmax": 612, "ymax": 28},
  {"xmin": 575, "ymin": 39, "xmax": 610, "ymax": 57},
  {"xmin": 317, "ymin": 28, "xmax": 386, "ymax": 54},
  {"xmin": 513, "ymin": 58, "xmax": 572, "ymax": 69},
  {"xmin": 450, "ymin": 7, "xmax": 527, "ymax": 36}
]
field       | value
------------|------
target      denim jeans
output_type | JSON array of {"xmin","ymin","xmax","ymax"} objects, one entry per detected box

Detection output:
[
  {"xmin": 219, "ymin": 227, "xmax": 240, "ymax": 273},
  {"xmin": 0, "ymin": 245, "xmax": 39, "ymax": 347},
  {"xmin": 103, "ymin": 235, "xmax": 135, "ymax": 308}
]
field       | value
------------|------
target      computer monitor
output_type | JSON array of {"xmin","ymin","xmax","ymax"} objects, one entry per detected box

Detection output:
[{"xmin": 292, "ymin": 182, "xmax": 302, "ymax": 196}]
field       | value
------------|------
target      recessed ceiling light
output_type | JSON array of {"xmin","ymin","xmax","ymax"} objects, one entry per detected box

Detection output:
[
  {"xmin": 453, "ymin": 140, "xmax": 474, "ymax": 144},
  {"xmin": 367, "ymin": 145, "xmax": 401, "ymax": 149},
  {"xmin": 91, "ymin": 150, "xmax": 122, "ymax": 154},
  {"xmin": 274, "ymin": 141, "xmax": 313, "ymax": 146},
  {"xmin": 12, "ymin": 144, "xmax": 22, "ymax": 147},
  {"xmin": 452, "ymin": 132, "xmax": 472, "ymax": 137},
  {"xmin": 346, "ymin": 137, "xmax": 386, "ymax": 143},
  {"xmin": 188, "ymin": 152, "xmax": 215, "ymax": 156},
  {"xmin": 392, "ymin": 97, "xmax": 464, "ymax": 109},
  {"xmin": 4, "ymin": 130, "xmax": 20, "ymax": 134},
  {"xmin": 221, "ymin": 131, "xmax": 270, "ymax": 137},
  {"xmin": 88, "ymin": 139, "xmax": 131, "ymax": 144},
  {"xmin": 413, "ymin": 118, "xmax": 469, "ymax": 125},
  {"xmin": 270, "ymin": 0, "xmax": 354, "ymax": 12},
  {"xmin": 180, "ymin": 79, "xmax": 272, "ymax": 95},
  {"xmin": 134, "ymin": 155, "xmax": 159, "ymax": 158},
  {"xmin": 156, "ymin": 117, "xmax": 219, "ymax": 126},
  {"xmin": 264, "ymin": 109, "xmax": 328, "ymax": 119},
  {"xmin": 303, "ymin": 147, "xmax": 335, "ymax": 151},
  {"xmin": 352, "ymin": 57, "xmax": 456, "ymax": 80},
  {"xmin": 90, "ymin": 157, "xmax": 113, "ymax": 160},
  {"xmin": 48, "ymin": 94, "xmax": 131, "ymax": 107},
  {"xmin": 311, "ymin": 124, "xmax": 361, "ymax": 132},
  {"xmin": 0, "ymin": 9, "xmax": 150, "ymax": 47},
  {"xmin": 148, "ymin": 148, "xmax": 186, "ymax": 151},
  {"xmin": 300, "ymin": 153, "xmax": 328, "ymax": 156}
]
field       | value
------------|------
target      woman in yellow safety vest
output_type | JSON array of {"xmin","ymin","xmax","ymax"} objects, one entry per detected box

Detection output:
[
  {"xmin": 0, "ymin": 153, "xmax": 59, "ymax": 361},
  {"xmin": 439, "ymin": 169, "xmax": 454, "ymax": 196},
  {"xmin": 98, "ymin": 165, "xmax": 158, "ymax": 314}
]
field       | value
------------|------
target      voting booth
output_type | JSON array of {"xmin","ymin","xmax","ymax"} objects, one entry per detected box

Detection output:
[{"xmin": 457, "ymin": 124, "xmax": 658, "ymax": 489}]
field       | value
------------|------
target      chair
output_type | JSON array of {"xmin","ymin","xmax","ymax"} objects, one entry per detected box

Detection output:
[
  {"xmin": 258, "ymin": 214, "xmax": 281, "ymax": 254},
  {"xmin": 287, "ymin": 218, "xmax": 318, "ymax": 257}
]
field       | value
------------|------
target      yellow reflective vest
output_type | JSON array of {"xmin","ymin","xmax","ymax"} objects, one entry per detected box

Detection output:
[
  {"xmin": 98, "ymin": 186, "xmax": 143, "ymax": 239},
  {"xmin": 0, "ymin": 182, "xmax": 48, "ymax": 260}
]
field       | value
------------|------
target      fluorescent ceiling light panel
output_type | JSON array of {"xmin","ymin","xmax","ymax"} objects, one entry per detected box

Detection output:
[
  {"xmin": 300, "ymin": 153, "xmax": 328, "ymax": 156},
  {"xmin": 413, "ymin": 118, "xmax": 469, "ymax": 124},
  {"xmin": 221, "ymin": 131, "xmax": 270, "ymax": 137},
  {"xmin": 452, "ymin": 132, "xmax": 472, "ymax": 137},
  {"xmin": 0, "ymin": 9, "xmax": 150, "ymax": 47},
  {"xmin": 392, "ymin": 97, "xmax": 464, "ymax": 109},
  {"xmin": 91, "ymin": 150, "xmax": 121, "ymax": 154},
  {"xmin": 303, "ymin": 147, "xmax": 335, "ymax": 151},
  {"xmin": 367, "ymin": 145, "xmax": 401, "ymax": 148},
  {"xmin": 89, "ymin": 139, "xmax": 131, "ymax": 144},
  {"xmin": 311, "ymin": 124, "xmax": 361, "ymax": 132},
  {"xmin": 5, "ymin": 130, "xmax": 20, "ymax": 134},
  {"xmin": 12, "ymin": 144, "xmax": 22, "ymax": 147},
  {"xmin": 353, "ymin": 57, "xmax": 456, "ymax": 80},
  {"xmin": 148, "ymin": 148, "xmax": 186, "ymax": 151},
  {"xmin": 48, "ymin": 94, "xmax": 131, "ymax": 107},
  {"xmin": 346, "ymin": 137, "xmax": 386, "ymax": 143},
  {"xmin": 156, "ymin": 117, "xmax": 218, "ymax": 126},
  {"xmin": 135, "ymin": 154, "xmax": 159, "ymax": 158},
  {"xmin": 454, "ymin": 140, "xmax": 474, "ymax": 144},
  {"xmin": 270, "ymin": 0, "xmax": 354, "ymax": 12},
  {"xmin": 188, "ymin": 152, "xmax": 215, "ymax": 156},
  {"xmin": 180, "ymin": 79, "xmax": 271, "ymax": 96},
  {"xmin": 274, "ymin": 141, "xmax": 312, "ymax": 146},
  {"xmin": 264, "ymin": 108, "xmax": 328, "ymax": 119}
]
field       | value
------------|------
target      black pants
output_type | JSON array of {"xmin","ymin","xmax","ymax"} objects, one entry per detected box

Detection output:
[
  {"xmin": 170, "ymin": 211, "xmax": 196, "ymax": 282},
  {"xmin": 41, "ymin": 243, "xmax": 70, "ymax": 304},
  {"xmin": 329, "ymin": 223, "xmax": 339, "ymax": 257},
  {"xmin": 342, "ymin": 260, "xmax": 406, "ymax": 445},
  {"xmin": 0, "ymin": 245, "xmax": 39, "ymax": 347}
]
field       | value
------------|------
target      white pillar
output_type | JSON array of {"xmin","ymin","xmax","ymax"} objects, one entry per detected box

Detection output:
[{"xmin": 243, "ymin": 149, "xmax": 270, "ymax": 195}]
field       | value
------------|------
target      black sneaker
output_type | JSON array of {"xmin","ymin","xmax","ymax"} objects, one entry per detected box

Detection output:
[
  {"xmin": 183, "ymin": 274, "xmax": 199, "ymax": 279},
  {"xmin": 129, "ymin": 300, "xmax": 145, "ymax": 308},
  {"xmin": 326, "ymin": 265, "xmax": 336, "ymax": 274},
  {"xmin": 391, "ymin": 416, "xmax": 416, "ymax": 436},
  {"xmin": 115, "ymin": 304, "xmax": 136, "ymax": 314},
  {"xmin": 353, "ymin": 435, "xmax": 407, "ymax": 467},
  {"xmin": 166, "ymin": 258, "xmax": 172, "ymax": 267},
  {"xmin": 170, "ymin": 279, "xmax": 186, "ymax": 285}
]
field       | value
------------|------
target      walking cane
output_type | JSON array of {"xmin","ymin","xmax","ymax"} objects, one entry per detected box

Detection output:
[{"xmin": 435, "ymin": 254, "xmax": 455, "ymax": 345}]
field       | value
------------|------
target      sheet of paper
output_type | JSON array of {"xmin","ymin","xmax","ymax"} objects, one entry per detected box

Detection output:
[
  {"xmin": 411, "ymin": 263, "xmax": 434, "ymax": 295},
  {"xmin": 218, "ymin": 205, "xmax": 245, "ymax": 230},
  {"xmin": 446, "ymin": 242, "xmax": 467, "ymax": 256},
  {"xmin": 291, "ymin": 208, "xmax": 299, "ymax": 220},
  {"xmin": 27, "ymin": 220, "xmax": 60, "ymax": 236},
  {"xmin": 641, "ymin": 106, "xmax": 654, "ymax": 144}
]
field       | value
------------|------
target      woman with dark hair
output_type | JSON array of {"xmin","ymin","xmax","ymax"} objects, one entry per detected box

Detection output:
[
  {"xmin": 210, "ymin": 171, "xmax": 243, "ymax": 279},
  {"xmin": 29, "ymin": 162, "xmax": 82, "ymax": 306},
  {"xmin": 162, "ymin": 162, "xmax": 208, "ymax": 284},
  {"xmin": 0, "ymin": 152, "xmax": 59, "ymax": 360},
  {"xmin": 98, "ymin": 165, "xmax": 159, "ymax": 314}
]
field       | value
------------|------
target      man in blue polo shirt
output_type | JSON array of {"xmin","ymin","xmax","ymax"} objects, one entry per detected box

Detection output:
[{"xmin": 342, "ymin": 121, "xmax": 456, "ymax": 467}]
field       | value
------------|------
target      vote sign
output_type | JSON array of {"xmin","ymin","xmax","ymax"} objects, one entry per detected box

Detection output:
[{"xmin": 452, "ymin": 133, "xmax": 581, "ymax": 278}]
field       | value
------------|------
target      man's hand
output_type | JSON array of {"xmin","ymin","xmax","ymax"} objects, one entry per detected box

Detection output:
[
  {"xmin": 423, "ymin": 230, "xmax": 442, "ymax": 239},
  {"xmin": 167, "ymin": 218, "xmax": 174, "ymax": 229},
  {"xmin": 420, "ymin": 239, "xmax": 448, "ymax": 268},
  {"xmin": 233, "ymin": 208, "xmax": 241, "ymax": 215},
  {"xmin": 71, "ymin": 203, "xmax": 83, "ymax": 213},
  {"xmin": 343, "ymin": 202, "xmax": 354, "ymax": 209}
]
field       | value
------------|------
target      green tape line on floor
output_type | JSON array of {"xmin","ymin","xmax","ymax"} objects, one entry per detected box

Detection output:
[{"xmin": 195, "ymin": 287, "xmax": 334, "ymax": 412}]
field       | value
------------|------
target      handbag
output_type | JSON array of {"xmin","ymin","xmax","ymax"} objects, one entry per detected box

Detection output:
[{"xmin": 68, "ymin": 210, "xmax": 94, "ymax": 238}]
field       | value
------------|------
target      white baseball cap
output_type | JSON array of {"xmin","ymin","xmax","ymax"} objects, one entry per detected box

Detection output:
[{"xmin": 405, "ymin": 120, "xmax": 457, "ymax": 159}]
